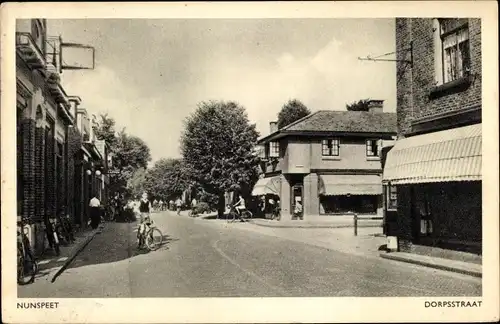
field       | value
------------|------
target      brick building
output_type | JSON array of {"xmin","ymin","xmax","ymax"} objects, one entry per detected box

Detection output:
[
  {"xmin": 16, "ymin": 19, "xmax": 107, "ymax": 254},
  {"xmin": 382, "ymin": 18, "xmax": 482, "ymax": 254},
  {"xmin": 255, "ymin": 100, "xmax": 396, "ymax": 221}
]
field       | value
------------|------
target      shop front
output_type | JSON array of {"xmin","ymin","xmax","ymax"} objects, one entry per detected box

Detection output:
[
  {"xmin": 318, "ymin": 174, "xmax": 383, "ymax": 216},
  {"xmin": 251, "ymin": 175, "xmax": 281, "ymax": 218},
  {"xmin": 383, "ymin": 123, "xmax": 482, "ymax": 253}
]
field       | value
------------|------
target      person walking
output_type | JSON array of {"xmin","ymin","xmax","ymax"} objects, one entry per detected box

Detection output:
[
  {"xmin": 89, "ymin": 196, "xmax": 101, "ymax": 229},
  {"xmin": 175, "ymin": 198, "xmax": 182, "ymax": 215}
]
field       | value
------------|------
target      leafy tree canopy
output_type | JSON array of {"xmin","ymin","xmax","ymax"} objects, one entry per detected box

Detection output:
[
  {"xmin": 180, "ymin": 100, "xmax": 260, "ymax": 214},
  {"xmin": 277, "ymin": 99, "xmax": 311, "ymax": 129},
  {"xmin": 144, "ymin": 158, "xmax": 188, "ymax": 201},
  {"xmin": 94, "ymin": 114, "xmax": 151, "ymax": 200},
  {"xmin": 346, "ymin": 98, "xmax": 371, "ymax": 111}
]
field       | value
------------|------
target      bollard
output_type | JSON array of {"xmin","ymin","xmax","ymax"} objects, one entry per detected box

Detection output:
[{"xmin": 354, "ymin": 213, "xmax": 358, "ymax": 236}]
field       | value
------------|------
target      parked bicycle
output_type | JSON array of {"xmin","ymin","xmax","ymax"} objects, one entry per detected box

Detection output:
[
  {"xmin": 227, "ymin": 204, "xmax": 253, "ymax": 223},
  {"xmin": 137, "ymin": 216, "xmax": 163, "ymax": 251},
  {"xmin": 271, "ymin": 206, "xmax": 281, "ymax": 221},
  {"xmin": 17, "ymin": 216, "xmax": 38, "ymax": 285},
  {"xmin": 55, "ymin": 208, "xmax": 75, "ymax": 245},
  {"xmin": 43, "ymin": 216, "xmax": 61, "ymax": 256}
]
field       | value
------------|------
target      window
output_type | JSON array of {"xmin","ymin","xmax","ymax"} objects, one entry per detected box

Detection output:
[
  {"xmin": 366, "ymin": 139, "xmax": 379, "ymax": 157},
  {"xmin": 439, "ymin": 19, "xmax": 471, "ymax": 83},
  {"xmin": 32, "ymin": 19, "xmax": 45, "ymax": 54},
  {"xmin": 322, "ymin": 139, "xmax": 339, "ymax": 156},
  {"xmin": 269, "ymin": 141, "xmax": 280, "ymax": 158},
  {"xmin": 386, "ymin": 184, "xmax": 397, "ymax": 210}
]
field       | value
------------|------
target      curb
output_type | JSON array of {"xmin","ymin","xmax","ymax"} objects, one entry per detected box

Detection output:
[
  {"xmin": 50, "ymin": 225, "xmax": 104, "ymax": 283},
  {"xmin": 250, "ymin": 220, "xmax": 382, "ymax": 229},
  {"xmin": 379, "ymin": 252, "xmax": 482, "ymax": 278}
]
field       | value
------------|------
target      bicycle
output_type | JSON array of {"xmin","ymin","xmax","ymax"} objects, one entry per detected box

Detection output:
[
  {"xmin": 17, "ymin": 217, "xmax": 38, "ymax": 285},
  {"xmin": 271, "ymin": 206, "xmax": 281, "ymax": 221},
  {"xmin": 227, "ymin": 205, "xmax": 253, "ymax": 223},
  {"xmin": 137, "ymin": 217, "xmax": 163, "ymax": 251},
  {"xmin": 43, "ymin": 217, "xmax": 61, "ymax": 256},
  {"xmin": 56, "ymin": 210, "xmax": 75, "ymax": 245}
]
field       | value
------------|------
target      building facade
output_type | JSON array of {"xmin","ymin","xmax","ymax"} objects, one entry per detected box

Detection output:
[
  {"xmin": 255, "ymin": 101, "xmax": 396, "ymax": 221},
  {"xmin": 383, "ymin": 18, "xmax": 482, "ymax": 254},
  {"xmin": 16, "ymin": 19, "xmax": 106, "ymax": 254}
]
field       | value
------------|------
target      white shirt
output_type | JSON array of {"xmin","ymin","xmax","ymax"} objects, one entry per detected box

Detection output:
[{"xmin": 89, "ymin": 197, "xmax": 100, "ymax": 207}]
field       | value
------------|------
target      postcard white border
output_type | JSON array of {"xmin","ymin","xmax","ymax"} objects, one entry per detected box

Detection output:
[{"xmin": 1, "ymin": 1, "xmax": 498, "ymax": 323}]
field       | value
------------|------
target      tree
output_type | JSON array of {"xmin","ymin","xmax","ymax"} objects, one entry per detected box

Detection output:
[
  {"xmin": 94, "ymin": 115, "xmax": 152, "ymax": 200},
  {"xmin": 127, "ymin": 167, "xmax": 148, "ymax": 198},
  {"xmin": 144, "ymin": 158, "xmax": 188, "ymax": 201},
  {"xmin": 180, "ymin": 100, "xmax": 260, "ymax": 217},
  {"xmin": 94, "ymin": 113, "xmax": 117, "ymax": 147},
  {"xmin": 277, "ymin": 99, "xmax": 311, "ymax": 129},
  {"xmin": 346, "ymin": 99, "xmax": 370, "ymax": 111}
]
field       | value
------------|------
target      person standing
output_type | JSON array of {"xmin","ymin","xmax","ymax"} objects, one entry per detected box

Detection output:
[{"xmin": 89, "ymin": 196, "xmax": 101, "ymax": 229}]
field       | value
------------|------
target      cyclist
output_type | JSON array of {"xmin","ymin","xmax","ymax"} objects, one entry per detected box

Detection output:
[
  {"xmin": 137, "ymin": 192, "xmax": 152, "ymax": 245},
  {"xmin": 233, "ymin": 194, "xmax": 246, "ymax": 221}
]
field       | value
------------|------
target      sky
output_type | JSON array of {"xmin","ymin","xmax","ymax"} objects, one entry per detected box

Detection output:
[{"xmin": 48, "ymin": 19, "xmax": 396, "ymax": 163}]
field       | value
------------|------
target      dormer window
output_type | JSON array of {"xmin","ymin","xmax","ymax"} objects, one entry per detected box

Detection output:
[{"xmin": 31, "ymin": 19, "xmax": 45, "ymax": 55}]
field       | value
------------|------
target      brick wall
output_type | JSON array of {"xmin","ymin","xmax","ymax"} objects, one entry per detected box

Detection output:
[
  {"xmin": 34, "ymin": 126, "xmax": 45, "ymax": 222},
  {"xmin": 396, "ymin": 18, "xmax": 482, "ymax": 137},
  {"xmin": 45, "ymin": 131, "xmax": 56, "ymax": 219},
  {"xmin": 21, "ymin": 119, "xmax": 36, "ymax": 221},
  {"xmin": 67, "ymin": 126, "xmax": 83, "ymax": 224}
]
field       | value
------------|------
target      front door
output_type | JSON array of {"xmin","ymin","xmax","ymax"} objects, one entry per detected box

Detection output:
[{"xmin": 291, "ymin": 184, "xmax": 303, "ymax": 220}]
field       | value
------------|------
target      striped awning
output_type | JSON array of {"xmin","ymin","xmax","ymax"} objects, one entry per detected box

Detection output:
[
  {"xmin": 252, "ymin": 176, "xmax": 281, "ymax": 196},
  {"xmin": 319, "ymin": 174, "xmax": 382, "ymax": 196},
  {"xmin": 383, "ymin": 124, "xmax": 481, "ymax": 184}
]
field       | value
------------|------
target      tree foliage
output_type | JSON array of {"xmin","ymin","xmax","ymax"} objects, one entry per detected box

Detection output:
[
  {"xmin": 180, "ymin": 100, "xmax": 260, "ymax": 215},
  {"xmin": 346, "ymin": 99, "xmax": 371, "ymax": 111},
  {"xmin": 277, "ymin": 99, "xmax": 311, "ymax": 129},
  {"xmin": 127, "ymin": 167, "xmax": 147, "ymax": 198},
  {"xmin": 94, "ymin": 114, "xmax": 151, "ymax": 200},
  {"xmin": 144, "ymin": 158, "xmax": 188, "ymax": 201},
  {"xmin": 94, "ymin": 113, "xmax": 117, "ymax": 147}
]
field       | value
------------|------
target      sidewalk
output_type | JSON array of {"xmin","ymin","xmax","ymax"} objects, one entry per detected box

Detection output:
[
  {"xmin": 34, "ymin": 225, "xmax": 102, "ymax": 280},
  {"xmin": 380, "ymin": 252, "xmax": 482, "ymax": 278},
  {"xmin": 251, "ymin": 218, "xmax": 382, "ymax": 228}
]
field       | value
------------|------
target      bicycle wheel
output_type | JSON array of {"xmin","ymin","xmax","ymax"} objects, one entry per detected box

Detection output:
[
  {"xmin": 146, "ymin": 228, "xmax": 163, "ymax": 251},
  {"xmin": 18, "ymin": 248, "xmax": 36, "ymax": 285},
  {"xmin": 242, "ymin": 210, "xmax": 253, "ymax": 220}
]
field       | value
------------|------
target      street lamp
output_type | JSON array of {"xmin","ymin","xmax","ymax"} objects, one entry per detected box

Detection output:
[
  {"xmin": 86, "ymin": 169, "xmax": 92, "ymax": 176},
  {"xmin": 95, "ymin": 170, "xmax": 102, "ymax": 176}
]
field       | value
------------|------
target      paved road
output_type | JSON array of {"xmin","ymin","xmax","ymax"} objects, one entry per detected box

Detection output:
[{"xmin": 18, "ymin": 211, "xmax": 482, "ymax": 298}]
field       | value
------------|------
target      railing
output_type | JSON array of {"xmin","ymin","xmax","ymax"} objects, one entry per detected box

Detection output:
[{"xmin": 351, "ymin": 212, "xmax": 384, "ymax": 236}]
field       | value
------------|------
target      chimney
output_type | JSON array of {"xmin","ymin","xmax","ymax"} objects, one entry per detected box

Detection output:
[
  {"xmin": 270, "ymin": 121, "xmax": 278, "ymax": 133},
  {"xmin": 367, "ymin": 99, "xmax": 384, "ymax": 113}
]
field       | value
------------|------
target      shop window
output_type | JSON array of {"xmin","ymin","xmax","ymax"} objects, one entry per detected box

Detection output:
[
  {"xmin": 319, "ymin": 195, "xmax": 378, "ymax": 214},
  {"xmin": 386, "ymin": 184, "xmax": 397, "ymax": 210},
  {"xmin": 322, "ymin": 138, "xmax": 339, "ymax": 156},
  {"xmin": 269, "ymin": 141, "xmax": 280, "ymax": 158},
  {"xmin": 366, "ymin": 139, "xmax": 379, "ymax": 157},
  {"xmin": 437, "ymin": 18, "xmax": 471, "ymax": 84}
]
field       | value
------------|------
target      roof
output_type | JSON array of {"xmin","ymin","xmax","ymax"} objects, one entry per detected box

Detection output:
[{"xmin": 258, "ymin": 110, "xmax": 397, "ymax": 144}]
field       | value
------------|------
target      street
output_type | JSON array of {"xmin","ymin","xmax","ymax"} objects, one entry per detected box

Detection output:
[{"xmin": 18, "ymin": 211, "xmax": 482, "ymax": 298}]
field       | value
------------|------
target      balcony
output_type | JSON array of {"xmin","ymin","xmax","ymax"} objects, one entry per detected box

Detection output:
[{"xmin": 16, "ymin": 32, "xmax": 46, "ymax": 70}]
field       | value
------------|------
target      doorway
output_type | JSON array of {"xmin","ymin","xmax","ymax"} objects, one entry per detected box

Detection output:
[{"xmin": 291, "ymin": 184, "xmax": 303, "ymax": 220}]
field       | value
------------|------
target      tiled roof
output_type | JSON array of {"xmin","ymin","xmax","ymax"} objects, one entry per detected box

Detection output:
[{"xmin": 282, "ymin": 110, "xmax": 397, "ymax": 133}]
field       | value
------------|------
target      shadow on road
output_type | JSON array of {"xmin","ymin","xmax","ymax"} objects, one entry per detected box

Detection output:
[{"xmin": 65, "ymin": 223, "xmax": 179, "ymax": 271}]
